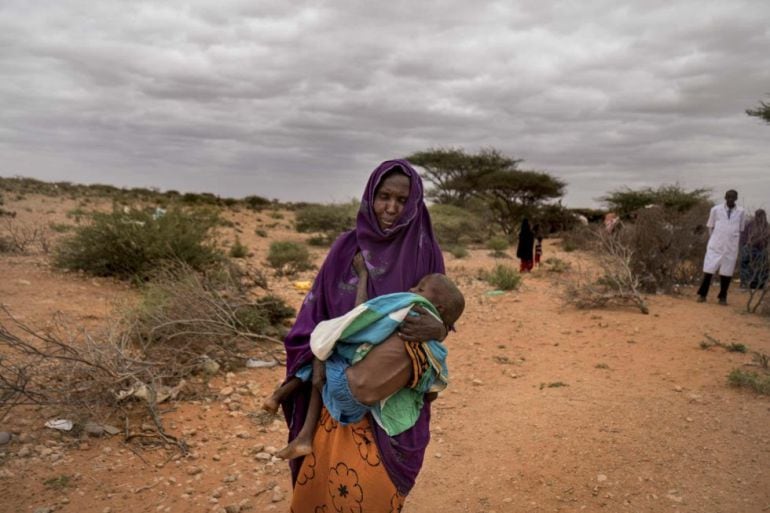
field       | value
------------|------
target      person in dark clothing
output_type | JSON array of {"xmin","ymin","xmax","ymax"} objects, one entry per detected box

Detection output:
[
  {"xmin": 745, "ymin": 209, "xmax": 769, "ymax": 290},
  {"xmin": 516, "ymin": 218, "xmax": 535, "ymax": 272}
]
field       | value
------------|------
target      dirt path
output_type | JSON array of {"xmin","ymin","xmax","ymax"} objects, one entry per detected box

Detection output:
[{"xmin": 1, "ymin": 196, "xmax": 768, "ymax": 513}]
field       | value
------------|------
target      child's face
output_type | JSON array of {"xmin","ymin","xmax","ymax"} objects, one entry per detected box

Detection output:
[{"xmin": 409, "ymin": 275, "xmax": 445, "ymax": 307}]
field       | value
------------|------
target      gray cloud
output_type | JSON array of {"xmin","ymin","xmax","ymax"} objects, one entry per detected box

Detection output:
[{"xmin": 1, "ymin": 0, "xmax": 769, "ymax": 209}]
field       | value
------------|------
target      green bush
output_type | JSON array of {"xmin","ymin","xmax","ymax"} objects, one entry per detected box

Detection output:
[
  {"xmin": 486, "ymin": 236, "xmax": 510, "ymax": 257},
  {"xmin": 483, "ymin": 264, "xmax": 522, "ymax": 290},
  {"xmin": 55, "ymin": 208, "xmax": 222, "ymax": 280},
  {"xmin": 267, "ymin": 241, "xmax": 313, "ymax": 276},
  {"xmin": 243, "ymin": 195, "xmax": 271, "ymax": 211},
  {"xmin": 306, "ymin": 235, "xmax": 331, "ymax": 247},
  {"xmin": 728, "ymin": 369, "xmax": 770, "ymax": 395},
  {"xmin": 229, "ymin": 238, "xmax": 249, "ymax": 258},
  {"xmin": 543, "ymin": 257, "xmax": 570, "ymax": 273},
  {"xmin": 295, "ymin": 202, "xmax": 357, "ymax": 243},
  {"xmin": 446, "ymin": 244, "xmax": 469, "ymax": 259},
  {"xmin": 429, "ymin": 204, "xmax": 487, "ymax": 245},
  {"xmin": 49, "ymin": 223, "xmax": 73, "ymax": 233}
]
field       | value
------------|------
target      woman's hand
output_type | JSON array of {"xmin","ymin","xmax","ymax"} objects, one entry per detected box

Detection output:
[{"xmin": 398, "ymin": 305, "xmax": 447, "ymax": 342}]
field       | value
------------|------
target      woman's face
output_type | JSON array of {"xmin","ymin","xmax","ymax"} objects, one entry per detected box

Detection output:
[{"xmin": 373, "ymin": 172, "xmax": 410, "ymax": 230}]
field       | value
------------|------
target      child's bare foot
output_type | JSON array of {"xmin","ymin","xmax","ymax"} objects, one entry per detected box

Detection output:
[
  {"xmin": 275, "ymin": 438, "xmax": 313, "ymax": 460},
  {"xmin": 262, "ymin": 396, "xmax": 280, "ymax": 414}
]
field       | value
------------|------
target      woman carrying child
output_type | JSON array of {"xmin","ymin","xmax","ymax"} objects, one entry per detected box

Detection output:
[{"xmin": 281, "ymin": 159, "xmax": 448, "ymax": 511}]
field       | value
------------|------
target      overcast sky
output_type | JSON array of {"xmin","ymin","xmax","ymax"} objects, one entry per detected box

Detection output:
[{"xmin": 1, "ymin": 1, "xmax": 769, "ymax": 209}]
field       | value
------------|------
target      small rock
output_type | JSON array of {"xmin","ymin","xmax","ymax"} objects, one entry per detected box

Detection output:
[
  {"xmin": 271, "ymin": 486, "xmax": 284, "ymax": 502},
  {"xmin": 227, "ymin": 402, "xmax": 241, "ymax": 412},
  {"xmin": 17, "ymin": 279, "xmax": 32, "ymax": 286},
  {"xmin": 597, "ymin": 474, "xmax": 608, "ymax": 482},
  {"xmin": 471, "ymin": 379, "xmax": 484, "ymax": 386},
  {"xmin": 18, "ymin": 445, "xmax": 31, "ymax": 457},
  {"xmin": 673, "ymin": 385, "xmax": 683, "ymax": 392},
  {"xmin": 263, "ymin": 446, "xmax": 278, "ymax": 455},
  {"xmin": 33, "ymin": 508, "xmax": 53, "ymax": 513},
  {"xmin": 0, "ymin": 432, "xmax": 11, "ymax": 445},
  {"xmin": 686, "ymin": 417, "xmax": 693, "ymax": 423},
  {"xmin": 224, "ymin": 506, "xmax": 241, "ymax": 513},
  {"xmin": 223, "ymin": 474, "xmax": 238, "ymax": 483},
  {"xmin": 84, "ymin": 422, "xmax": 105, "ymax": 437},
  {"xmin": 219, "ymin": 387, "xmax": 234, "ymax": 397},
  {"xmin": 187, "ymin": 466, "xmax": 203, "ymax": 476},
  {"xmin": 103, "ymin": 425, "xmax": 121, "ymax": 436},
  {"xmin": 255, "ymin": 452, "xmax": 271, "ymax": 461}
]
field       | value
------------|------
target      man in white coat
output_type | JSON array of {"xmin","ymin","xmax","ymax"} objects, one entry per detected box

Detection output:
[{"xmin": 696, "ymin": 190, "xmax": 746, "ymax": 305}]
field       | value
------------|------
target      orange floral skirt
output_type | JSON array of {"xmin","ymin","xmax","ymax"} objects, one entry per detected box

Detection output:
[{"xmin": 290, "ymin": 407, "xmax": 405, "ymax": 513}]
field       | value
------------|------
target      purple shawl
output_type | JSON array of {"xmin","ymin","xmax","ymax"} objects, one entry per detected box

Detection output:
[{"xmin": 282, "ymin": 159, "xmax": 445, "ymax": 495}]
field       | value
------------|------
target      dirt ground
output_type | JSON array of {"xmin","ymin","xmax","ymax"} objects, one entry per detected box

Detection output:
[{"xmin": 0, "ymin": 194, "xmax": 768, "ymax": 513}]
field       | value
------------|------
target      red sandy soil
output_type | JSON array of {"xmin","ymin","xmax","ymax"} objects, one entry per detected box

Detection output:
[{"xmin": 0, "ymin": 194, "xmax": 768, "ymax": 513}]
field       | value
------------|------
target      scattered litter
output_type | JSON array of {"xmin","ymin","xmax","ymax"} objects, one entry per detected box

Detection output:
[
  {"xmin": 246, "ymin": 358, "xmax": 278, "ymax": 369},
  {"xmin": 115, "ymin": 379, "xmax": 187, "ymax": 403},
  {"xmin": 293, "ymin": 280, "xmax": 312, "ymax": 292},
  {"xmin": 44, "ymin": 419, "xmax": 73, "ymax": 431}
]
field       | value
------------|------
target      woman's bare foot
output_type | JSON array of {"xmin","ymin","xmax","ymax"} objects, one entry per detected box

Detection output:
[
  {"xmin": 275, "ymin": 438, "xmax": 313, "ymax": 460},
  {"xmin": 262, "ymin": 395, "xmax": 280, "ymax": 414}
]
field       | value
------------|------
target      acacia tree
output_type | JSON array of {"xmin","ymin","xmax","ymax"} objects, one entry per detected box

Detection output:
[
  {"xmin": 601, "ymin": 185, "xmax": 711, "ymax": 219},
  {"xmin": 406, "ymin": 147, "xmax": 521, "ymax": 204},
  {"xmin": 746, "ymin": 99, "xmax": 770, "ymax": 123},
  {"xmin": 407, "ymin": 147, "xmax": 565, "ymax": 236},
  {"xmin": 477, "ymin": 169, "xmax": 566, "ymax": 235}
]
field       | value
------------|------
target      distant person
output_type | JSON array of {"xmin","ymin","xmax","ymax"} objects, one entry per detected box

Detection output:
[
  {"xmin": 532, "ymin": 223, "xmax": 544, "ymax": 267},
  {"xmin": 516, "ymin": 218, "xmax": 535, "ymax": 272},
  {"xmin": 696, "ymin": 190, "xmax": 746, "ymax": 305},
  {"xmin": 604, "ymin": 212, "xmax": 619, "ymax": 233},
  {"xmin": 744, "ymin": 209, "xmax": 769, "ymax": 290},
  {"xmin": 739, "ymin": 217, "xmax": 751, "ymax": 288}
]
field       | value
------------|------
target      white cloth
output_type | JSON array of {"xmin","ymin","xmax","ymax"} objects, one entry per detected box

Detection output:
[{"xmin": 703, "ymin": 203, "xmax": 746, "ymax": 275}]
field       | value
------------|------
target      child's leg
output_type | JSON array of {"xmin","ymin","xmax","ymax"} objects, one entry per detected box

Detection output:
[
  {"xmin": 262, "ymin": 377, "xmax": 302, "ymax": 414},
  {"xmin": 276, "ymin": 385, "xmax": 321, "ymax": 460}
]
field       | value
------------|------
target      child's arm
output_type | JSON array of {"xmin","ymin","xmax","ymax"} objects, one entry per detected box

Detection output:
[
  {"xmin": 312, "ymin": 356, "xmax": 325, "ymax": 390},
  {"xmin": 353, "ymin": 251, "xmax": 368, "ymax": 306}
]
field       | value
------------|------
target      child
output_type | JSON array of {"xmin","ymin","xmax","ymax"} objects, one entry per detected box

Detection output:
[
  {"xmin": 533, "ymin": 223, "xmax": 543, "ymax": 267},
  {"xmin": 263, "ymin": 272, "xmax": 464, "ymax": 460}
]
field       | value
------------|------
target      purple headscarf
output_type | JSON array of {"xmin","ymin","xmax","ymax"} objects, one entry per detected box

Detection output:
[{"xmin": 282, "ymin": 159, "xmax": 445, "ymax": 495}]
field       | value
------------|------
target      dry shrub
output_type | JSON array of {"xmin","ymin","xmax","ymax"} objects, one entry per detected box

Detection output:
[
  {"xmin": 0, "ymin": 310, "xmax": 179, "ymax": 437},
  {"xmin": 563, "ymin": 229, "xmax": 649, "ymax": 314},
  {"xmin": 622, "ymin": 203, "xmax": 710, "ymax": 293},
  {"xmin": 0, "ymin": 217, "xmax": 51, "ymax": 254},
  {"xmin": 559, "ymin": 224, "xmax": 597, "ymax": 252},
  {"xmin": 129, "ymin": 263, "xmax": 293, "ymax": 372},
  {"xmin": 0, "ymin": 263, "xmax": 293, "ymax": 440}
]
